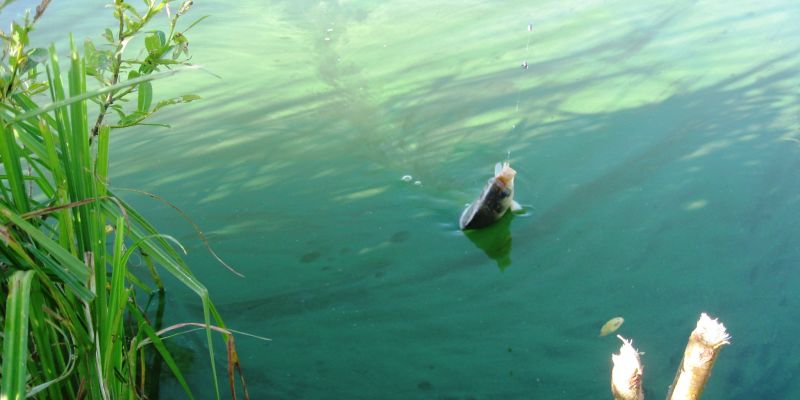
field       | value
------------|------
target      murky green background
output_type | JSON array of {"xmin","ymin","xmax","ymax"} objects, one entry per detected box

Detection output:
[{"xmin": 8, "ymin": 0, "xmax": 800, "ymax": 398}]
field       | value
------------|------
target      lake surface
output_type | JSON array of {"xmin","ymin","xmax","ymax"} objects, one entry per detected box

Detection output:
[{"xmin": 12, "ymin": 0, "xmax": 800, "ymax": 398}]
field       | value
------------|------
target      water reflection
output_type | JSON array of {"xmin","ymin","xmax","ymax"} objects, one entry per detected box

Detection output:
[{"xmin": 463, "ymin": 212, "xmax": 514, "ymax": 270}]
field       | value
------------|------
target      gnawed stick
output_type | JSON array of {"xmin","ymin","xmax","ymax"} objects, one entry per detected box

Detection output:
[
  {"xmin": 611, "ymin": 335, "xmax": 644, "ymax": 400},
  {"xmin": 666, "ymin": 313, "xmax": 730, "ymax": 400}
]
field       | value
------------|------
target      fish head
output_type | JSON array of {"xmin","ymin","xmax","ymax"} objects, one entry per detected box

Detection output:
[{"xmin": 495, "ymin": 162, "xmax": 516, "ymax": 188}]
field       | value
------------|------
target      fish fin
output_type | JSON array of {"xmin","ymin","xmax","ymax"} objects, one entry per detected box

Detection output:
[
  {"xmin": 510, "ymin": 200, "xmax": 523, "ymax": 212},
  {"xmin": 494, "ymin": 162, "xmax": 503, "ymax": 176}
]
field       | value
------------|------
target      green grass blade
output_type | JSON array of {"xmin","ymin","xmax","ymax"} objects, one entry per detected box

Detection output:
[
  {"xmin": 0, "ymin": 4, "xmax": 227, "ymax": 399},
  {"xmin": 8, "ymin": 92, "xmax": 59, "ymax": 129},
  {"xmin": 95, "ymin": 125, "xmax": 111, "ymax": 197},
  {"xmin": 9, "ymin": 120, "xmax": 49, "ymax": 165},
  {"xmin": 128, "ymin": 300, "xmax": 195, "ymax": 400},
  {"xmin": 102, "ymin": 198, "xmax": 224, "ymax": 398},
  {"xmin": 64, "ymin": 35, "xmax": 92, "ymax": 256},
  {"xmin": 39, "ymin": 117, "xmax": 79, "ymax": 254},
  {"xmin": 0, "ymin": 124, "xmax": 30, "ymax": 213},
  {"xmin": 6, "ymin": 65, "xmax": 202, "ymax": 125},
  {"xmin": 137, "ymin": 81, "xmax": 153, "ymax": 112},
  {"xmin": 1, "ymin": 270, "xmax": 36, "ymax": 400},
  {"xmin": 25, "ymin": 158, "xmax": 56, "ymax": 200},
  {"xmin": 45, "ymin": 48, "xmax": 81, "ymax": 239},
  {"xmin": 27, "ymin": 282, "xmax": 70, "ymax": 399},
  {"xmin": 102, "ymin": 215, "xmax": 127, "ymax": 378},
  {"xmin": 0, "ymin": 206, "xmax": 93, "ymax": 301}
]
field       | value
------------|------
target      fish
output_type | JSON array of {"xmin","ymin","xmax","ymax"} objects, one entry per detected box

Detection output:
[
  {"xmin": 459, "ymin": 161, "xmax": 522, "ymax": 230},
  {"xmin": 600, "ymin": 316, "xmax": 625, "ymax": 337}
]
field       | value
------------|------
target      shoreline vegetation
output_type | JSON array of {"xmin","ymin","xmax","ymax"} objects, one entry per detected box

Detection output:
[{"xmin": 0, "ymin": 1, "xmax": 251, "ymax": 399}]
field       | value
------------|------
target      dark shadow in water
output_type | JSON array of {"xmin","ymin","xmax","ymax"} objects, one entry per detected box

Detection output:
[
  {"xmin": 463, "ymin": 212, "xmax": 514, "ymax": 271},
  {"xmin": 142, "ymin": 290, "xmax": 166, "ymax": 399}
]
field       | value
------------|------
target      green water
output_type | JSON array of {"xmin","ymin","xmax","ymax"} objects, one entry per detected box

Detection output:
[{"xmin": 11, "ymin": 0, "xmax": 800, "ymax": 398}]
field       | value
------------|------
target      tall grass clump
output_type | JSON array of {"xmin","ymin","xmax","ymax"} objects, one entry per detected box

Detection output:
[{"xmin": 0, "ymin": 1, "xmax": 249, "ymax": 399}]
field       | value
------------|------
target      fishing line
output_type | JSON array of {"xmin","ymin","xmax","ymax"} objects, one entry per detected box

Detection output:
[{"xmin": 515, "ymin": 23, "xmax": 533, "ymax": 113}]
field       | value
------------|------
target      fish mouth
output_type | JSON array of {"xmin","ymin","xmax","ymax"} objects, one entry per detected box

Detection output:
[{"xmin": 496, "ymin": 162, "xmax": 516, "ymax": 186}]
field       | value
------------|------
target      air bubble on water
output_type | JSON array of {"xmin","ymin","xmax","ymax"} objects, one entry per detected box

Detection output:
[
  {"xmin": 324, "ymin": 37, "xmax": 331, "ymax": 41},
  {"xmin": 413, "ymin": 180, "xmax": 422, "ymax": 186},
  {"xmin": 401, "ymin": 175, "xmax": 413, "ymax": 182}
]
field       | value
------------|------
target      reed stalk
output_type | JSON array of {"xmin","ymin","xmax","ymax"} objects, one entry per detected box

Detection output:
[
  {"xmin": 611, "ymin": 335, "xmax": 644, "ymax": 400},
  {"xmin": 666, "ymin": 313, "xmax": 731, "ymax": 400},
  {"xmin": 606, "ymin": 314, "xmax": 730, "ymax": 400}
]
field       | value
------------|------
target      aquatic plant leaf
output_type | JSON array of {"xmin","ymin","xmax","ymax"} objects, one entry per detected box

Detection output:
[
  {"xmin": 183, "ymin": 15, "xmax": 209, "ymax": 33},
  {"xmin": 20, "ymin": 47, "xmax": 48, "ymax": 75},
  {"xmin": 144, "ymin": 32, "xmax": 162, "ymax": 54},
  {"xmin": 102, "ymin": 28, "xmax": 114, "ymax": 43},
  {"xmin": 152, "ymin": 94, "xmax": 201, "ymax": 113},
  {"xmin": 119, "ymin": 2, "xmax": 141, "ymax": 20},
  {"xmin": 137, "ymin": 81, "xmax": 152, "ymax": 112},
  {"xmin": 84, "ymin": 39, "xmax": 112, "ymax": 82},
  {"xmin": 172, "ymin": 33, "xmax": 189, "ymax": 59}
]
